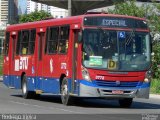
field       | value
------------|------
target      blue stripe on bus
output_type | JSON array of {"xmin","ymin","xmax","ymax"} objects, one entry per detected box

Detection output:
[
  {"xmin": 3, "ymin": 75, "xmax": 21, "ymax": 89},
  {"xmin": 3, "ymin": 75, "xmax": 72, "ymax": 94},
  {"xmin": 79, "ymin": 80, "xmax": 150, "ymax": 89},
  {"xmin": 3, "ymin": 75, "xmax": 150, "ymax": 94}
]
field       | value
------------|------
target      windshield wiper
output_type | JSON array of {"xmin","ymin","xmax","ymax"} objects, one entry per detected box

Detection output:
[{"xmin": 125, "ymin": 29, "xmax": 135, "ymax": 46}]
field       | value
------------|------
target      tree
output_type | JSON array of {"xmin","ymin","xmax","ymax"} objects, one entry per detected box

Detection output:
[
  {"xmin": 19, "ymin": 10, "xmax": 53, "ymax": 23},
  {"xmin": 108, "ymin": 0, "xmax": 147, "ymax": 17},
  {"xmin": 107, "ymin": 0, "xmax": 160, "ymax": 79}
]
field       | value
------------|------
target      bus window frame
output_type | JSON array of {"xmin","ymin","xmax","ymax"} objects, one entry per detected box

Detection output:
[
  {"xmin": 16, "ymin": 31, "xmax": 21, "ymax": 55},
  {"xmin": 4, "ymin": 32, "xmax": 10, "ymax": 56},
  {"xmin": 45, "ymin": 25, "xmax": 70, "ymax": 55},
  {"xmin": 58, "ymin": 25, "xmax": 70, "ymax": 55},
  {"xmin": 28, "ymin": 29, "xmax": 36, "ymax": 55},
  {"xmin": 46, "ymin": 26, "xmax": 59, "ymax": 55},
  {"xmin": 20, "ymin": 30, "xmax": 30, "ymax": 55},
  {"xmin": 16, "ymin": 29, "xmax": 36, "ymax": 56}
]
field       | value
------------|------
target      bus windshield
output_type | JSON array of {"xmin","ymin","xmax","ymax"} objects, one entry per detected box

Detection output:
[{"xmin": 82, "ymin": 29, "xmax": 151, "ymax": 71}]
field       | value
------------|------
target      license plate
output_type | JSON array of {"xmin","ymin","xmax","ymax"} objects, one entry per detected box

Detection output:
[{"xmin": 112, "ymin": 90, "xmax": 124, "ymax": 94}]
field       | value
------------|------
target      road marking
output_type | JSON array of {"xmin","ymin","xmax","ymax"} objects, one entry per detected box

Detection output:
[
  {"xmin": 9, "ymin": 100, "xmax": 83, "ymax": 114},
  {"xmin": 48, "ymin": 107, "xmax": 83, "ymax": 114},
  {"xmin": 9, "ymin": 101, "xmax": 31, "ymax": 106}
]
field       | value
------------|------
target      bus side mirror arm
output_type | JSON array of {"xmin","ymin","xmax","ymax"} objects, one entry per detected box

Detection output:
[{"xmin": 149, "ymin": 34, "xmax": 152, "ymax": 53}]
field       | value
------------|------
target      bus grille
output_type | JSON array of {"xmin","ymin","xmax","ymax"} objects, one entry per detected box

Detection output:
[{"xmin": 93, "ymin": 80, "xmax": 141, "ymax": 87}]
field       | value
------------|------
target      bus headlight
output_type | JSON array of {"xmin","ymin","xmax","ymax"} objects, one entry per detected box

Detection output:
[
  {"xmin": 144, "ymin": 78, "xmax": 149, "ymax": 83},
  {"xmin": 144, "ymin": 70, "xmax": 152, "ymax": 83},
  {"xmin": 82, "ymin": 68, "xmax": 91, "ymax": 82}
]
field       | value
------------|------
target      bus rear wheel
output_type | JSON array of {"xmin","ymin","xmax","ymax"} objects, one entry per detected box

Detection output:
[
  {"xmin": 119, "ymin": 98, "xmax": 133, "ymax": 108},
  {"xmin": 22, "ymin": 75, "xmax": 34, "ymax": 99},
  {"xmin": 61, "ymin": 77, "xmax": 74, "ymax": 105}
]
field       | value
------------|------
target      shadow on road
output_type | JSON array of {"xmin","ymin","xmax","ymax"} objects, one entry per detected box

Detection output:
[
  {"xmin": 11, "ymin": 94, "xmax": 160, "ymax": 109},
  {"xmin": 72, "ymin": 98, "xmax": 160, "ymax": 109}
]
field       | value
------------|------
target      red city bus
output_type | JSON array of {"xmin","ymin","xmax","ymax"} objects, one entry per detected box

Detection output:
[{"xmin": 3, "ymin": 13, "xmax": 152, "ymax": 107}]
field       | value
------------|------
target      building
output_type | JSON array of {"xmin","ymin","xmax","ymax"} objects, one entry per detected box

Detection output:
[
  {"xmin": 8, "ymin": 0, "xmax": 18, "ymax": 24},
  {"xmin": 18, "ymin": 6, "xmax": 22, "ymax": 15},
  {"xmin": 0, "ymin": 0, "xmax": 8, "ymax": 23},
  {"xmin": 26, "ymin": 0, "xmax": 68, "ymax": 18},
  {"xmin": 0, "ymin": 0, "xmax": 8, "ymax": 54},
  {"xmin": 50, "ymin": 6, "xmax": 68, "ymax": 18},
  {"xmin": 27, "ymin": 0, "xmax": 36, "ymax": 14}
]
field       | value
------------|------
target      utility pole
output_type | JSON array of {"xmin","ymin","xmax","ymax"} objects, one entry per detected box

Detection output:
[{"xmin": 68, "ymin": 0, "xmax": 72, "ymax": 16}]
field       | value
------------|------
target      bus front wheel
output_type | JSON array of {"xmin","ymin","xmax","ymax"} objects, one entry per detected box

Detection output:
[
  {"xmin": 61, "ymin": 77, "xmax": 74, "ymax": 105},
  {"xmin": 119, "ymin": 98, "xmax": 133, "ymax": 108},
  {"xmin": 22, "ymin": 75, "xmax": 34, "ymax": 99}
]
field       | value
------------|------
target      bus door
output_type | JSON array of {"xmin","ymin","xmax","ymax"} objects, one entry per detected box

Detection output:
[
  {"xmin": 71, "ymin": 24, "xmax": 81, "ymax": 93},
  {"xmin": 3, "ymin": 32, "xmax": 10, "ymax": 86},
  {"xmin": 36, "ymin": 28, "xmax": 45, "ymax": 90},
  {"xmin": 9, "ymin": 32, "xmax": 17, "ymax": 88}
]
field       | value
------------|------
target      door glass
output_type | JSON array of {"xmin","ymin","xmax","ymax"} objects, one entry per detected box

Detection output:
[{"xmin": 38, "ymin": 33, "xmax": 44, "ymax": 61}]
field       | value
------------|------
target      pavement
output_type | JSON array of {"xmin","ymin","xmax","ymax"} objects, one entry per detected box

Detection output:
[
  {"xmin": 0, "ymin": 76, "xmax": 2, "ymax": 81},
  {"xmin": 0, "ymin": 77, "xmax": 160, "ymax": 99},
  {"xmin": 150, "ymin": 94, "xmax": 160, "ymax": 99}
]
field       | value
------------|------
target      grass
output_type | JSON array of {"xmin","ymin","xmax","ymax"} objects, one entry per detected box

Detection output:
[{"xmin": 150, "ymin": 79, "xmax": 160, "ymax": 94}]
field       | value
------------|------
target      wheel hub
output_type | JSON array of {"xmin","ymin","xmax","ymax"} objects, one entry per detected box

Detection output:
[
  {"xmin": 23, "ymin": 82, "xmax": 27, "ymax": 94},
  {"xmin": 62, "ymin": 84, "xmax": 68, "ymax": 96}
]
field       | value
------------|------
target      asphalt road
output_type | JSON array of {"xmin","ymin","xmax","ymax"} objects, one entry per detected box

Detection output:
[{"xmin": 0, "ymin": 82, "xmax": 160, "ymax": 120}]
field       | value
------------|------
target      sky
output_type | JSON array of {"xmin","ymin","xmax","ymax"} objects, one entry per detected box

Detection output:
[{"xmin": 18, "ymin": 0, "xmax": 27, "ymax": 14}]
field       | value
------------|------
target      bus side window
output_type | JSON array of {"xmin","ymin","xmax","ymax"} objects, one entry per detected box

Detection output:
[
  {"xmin": 58, "ymin": 26, "xmax": 69, "ymax": 54},
  {"xmin": 28, "ymin": 29, "xmax": 36, "ymax": 54},
  {"xmin": 4, "ymin": 32, "xmax": 10, "ymax": 56},
  {"xmin": 20, "ymin": 30, "xmax": 29, "ymax": 55},
  {"xmin": 46, "ymin": 27, "xmax": 59, "ymax": 54}
]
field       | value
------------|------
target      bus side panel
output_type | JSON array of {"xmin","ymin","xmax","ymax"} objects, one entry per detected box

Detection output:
[
  {"xmin": 13, "ymin": 75, "xmax": 21, "ymax": 89},
  {"xmin": 3, "ymin": 75, "xmax": 21, "ymax": 89},
  {"xmin": 26, "ymin": 76, "xmax": 36, "ymax": 91},
  {"xmin": 3, "ymin": 75, "xmax": 10, "ymax": 87},
  {"xmin": 35, "ymin": 77, "xmax": 42, "ymax": 90},
  {"xmin": 12, "ymin": 55, "xmax": 36, "ymax": 90},
  {"xmin": 42, "ymin": 77, "xmax": 60, "ymax": 94},
  {"xmin": 42, "ymin": 54, "xmax": 65, "ymax": 94}
]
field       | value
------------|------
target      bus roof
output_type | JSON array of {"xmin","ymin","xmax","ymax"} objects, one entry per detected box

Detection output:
[{"xmin": 6, "ymin": 13, "xmax": 146, "ymax": 31}]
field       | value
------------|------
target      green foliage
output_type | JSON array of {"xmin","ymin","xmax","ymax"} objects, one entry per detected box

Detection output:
[
  {"xmin": 19, "ymin": 10, "xmax": 52, "ymax": 23},
  {"xmin": 108, "ymin": 0, "xmax": 146, "ymax": 17},
  {"xmin": 151, "ymin": 79, "xmax": 160, "ymax": 94},
  {"xmin": 152, "ymin": 43, "xmax": 160, "ymax": 79}
]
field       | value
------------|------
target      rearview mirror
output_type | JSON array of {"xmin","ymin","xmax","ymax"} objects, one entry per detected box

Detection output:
[{"xmin": 151, "ymin": 52, "xmax": 155, "ymax": 56}]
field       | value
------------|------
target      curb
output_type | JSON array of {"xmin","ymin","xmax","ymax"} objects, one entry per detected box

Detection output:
[{"xmin": 150, "ymin": 94, "xmax": 160, "ymax": 99}]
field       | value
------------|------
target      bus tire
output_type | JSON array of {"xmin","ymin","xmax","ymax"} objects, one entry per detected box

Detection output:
[
  {"xmin": 119, "ymin": 98, "xmax": 133, "ymax": 108},
  {"xmin": 61, "ymin": 77, "xmax": 74, "ymax": 105},
  {"xmin": 22, "ymin": 75, "xmax": 34, "ymax": 99}
]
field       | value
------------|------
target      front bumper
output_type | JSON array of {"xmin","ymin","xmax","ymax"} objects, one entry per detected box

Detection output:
[{"xmin": 79, "ymin": 80, "xmax": 150, "ymax": 99}]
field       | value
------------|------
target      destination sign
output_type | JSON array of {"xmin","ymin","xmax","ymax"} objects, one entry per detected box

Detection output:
[
  {"xmin": 102, "ymin": 19, "xmax": 127, "ymax": 27},
  {"xmin": 84, "ymin": 17, "xmax": 148, "ymax": 29}
]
